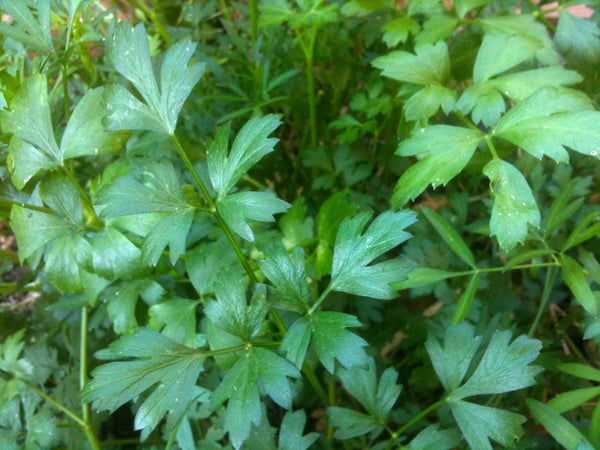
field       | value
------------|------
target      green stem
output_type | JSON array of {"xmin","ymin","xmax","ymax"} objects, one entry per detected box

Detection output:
[
  {"xmin": 21, "ymin": 379, "xmax": 86, "ymax": 427},
  {"xmin": 60, "ymin": 166, "xmax": 102, "ymax": 228},
  {"xmin": 249, "ymin": 0, "xmax": 258, "ymax": 48},
  {"xmin": 242, "ymin": 173, "xmax": 267, "ymax": 190},
  {"xmin": 394, "ymin": 398, "xmax": 448, "ymax": 436},
  {"xmin": 302, "ymin": 362, "xmax": 329, "ymax": 406},
  {"xmin": 484, "ymin": 135, "xmax": 499, "ymax": 159},
  {"xmin": 454, "ymin": 110, "xmax": 479, "ymax": 132},
  {"xmin": 0, "ymin": 199, "xmax": 56, "ymax": 215},
  {"xmin": 528, "ymin": 266, "xmax": 559, "ymax": 337},
  {"xmin": 524, "ymin": 0, "xmax": 557, "ymax": 32},
  {"xmin": 302, "ymin": 27, "xmax": 318, "ymax": 147},
  {"xmin": 80, "ymin": 307, "xmax": 101, "ymax": 450},
  {"xmin": 308, "ymin": 284, "xmax": 333, "ymax": 314},
  {"xmin": 169, "ymin": 134, "xmax": 213, "ymax": 205},
  {"xmin": 589, "ymin": 400, "xmax": 600, "ymax": 445},
  {"xmin": 62, "ymin": 65, "xmax": 70, "ymax": 121}
]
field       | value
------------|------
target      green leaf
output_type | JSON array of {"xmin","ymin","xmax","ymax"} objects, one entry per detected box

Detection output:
[
  {"xmin": 546, "ymin": 386, "xmax": 600, "ymax": 414},
  {"xmin": 258, "ymin": 242, "xmax": 311, "ymax": 312},
  {"xmin": 421, "ymin": 207, "xmax": 476, "ymax": 269},
  {"xmin": 407, "ymin": 424, "xmax": 461, "ymax": 450},
  {"xmin": 456, "ymin": 82, "xmax": 506, "ymax": 127},
  {"xmin": 205, "ymin": 271, "xmax": 269, "ymax": 341},
  {"xmin": 491, "ymin": 66, "xmax": 583, "ymax": 102},
  {"xmin": 2, "ymin": 76, "xmax": 125, "ymax": 187},
  {"xmin": 561, "ymin": 255, "xmax": 597, "ymax": 317},
  {"xmin": 427, "ymin": 324, "xmax": 542, "ymax": 449},
  {"xmin": 327, "ymin": 407, "xmax": 379, "ymax": 439},
  {"xmin": 91, "ymin": 225, "xmax": 142, "ymax": 280},
  {"xmin": 454, "ymin": 0, "xmax": 492, "ymax": 18},
  {"xmin": 217, "ymin": 190, "xmax": 290, "ymax": 242},
  {"xmin": 94, "ymin": 158, "xmax": 198, "ymax": 265},
  {"xmin": 382, "ymin": 16, "xmax": 420, "ymax": 47},
  {"xmin": 414, "ymin": 15, "xmax": 459, "ymax": 47},
  {"xmin": 210, "ymin": 346, "xmax": 300, "ymax": 449},
  {"xmin": 103, "ymin": 280, "xmax": 165, "ymax": 335},
  {"xmin": 95, "ymin": 158, "xmax": 195, "ymax": 217},
  {"xmin": 207, "ymin": 115, "xmax": 282, "ymax": 196},
  {"xmin": 555, "ymin": 11, "xmax": 600, "ymax": 65},
  {"xmin": 0, "ymin": 0, "xmax": 52, "ymax": 53},
  {"xmin": 473, "ymin": 33, "xmax": 542, "ymax": 84},
  {"xmin": 483, "ymin": 158, "xmax": 540, "ymax": 250},
  {"xmin": 544, "ymin": 179, "xmax": 584, "ymax": 238},
  {"xmin": 392, "ymin": 126, "xmax": 483, "ymax": 207},
  {"xmin": 259, "ymin": 0, "xmax": 294, "ymax": 27},
  {"xmin": 372, "ymin": 41, "xmax": 450, "ymax": 86},
  {"xmin": 278, "ymin": 410, "xmax": 319, "ymax": 450},
  {"xmin": 280, "ymin": 312, "xmax": 368, "ymax": 372},
  {"xmin": 279, "ymin": 198, "xmax": 314, "ymax": 249},
  {"xmin": 149, "ymin": 298, "xmax": 199, "ymax": 347},
  {"xmin": 9, "ymin": 175, "xmax": 91, "ymax": 292},
  {"xmin": 106, "ymin": 23, "xmax": 205, "ymax": 134},
  {"xmin": 451, "ymin": 272, "xmax": 479, "ymax": 326},
  {"xmin": 404, "ymin": 85, "xmax": 456, "ymax": 121},
  {"xmin": 450, "ymin": 400, "xmax": 526, "ymax": 449},
  {"xmin": 527, "ymin": 399, "xmax": 595, "ymax": 450},
  {"xmin": 563, "ymin": 212, "xmax": 600, "ymax": 251},
  {"xmin": 480, "ymin": 15, "xmax": 559, "ymax": 64},
  {"xmin": 334, "ymin": 361, "xmax": 402, "ymax": 426},
  {"xmin": 186, "ymin": 237, "xmax": 240, "ymax": 297},
  {"xmin": 391, "ymin": 267, "xmax": 457, "ymax": 290},
  {"xmin": 1, "ymin": 74, "xmax": 59, "ymax": 162},
  {"xmin": 558, "ymin": 363, "xmax": 600, "ymax": 383},
  {"xmin": 494, "ymin": 89, "xmax": 600, "ymax": 163},
  {"xmin": 83, "ymin": 329, "xmax": 206, "ymax": 441},
  {"xmin": 142, "ymin": 209, "xmax": 196, "ymax": 266},
  {"xmin": 330, "ymin": 211, "xmax": 416, "ymax": 299}
]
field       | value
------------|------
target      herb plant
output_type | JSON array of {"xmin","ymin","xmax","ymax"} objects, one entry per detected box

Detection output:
[{"xmin": 1, "ymin": 0, "xmax": 600, "ymax": 449}]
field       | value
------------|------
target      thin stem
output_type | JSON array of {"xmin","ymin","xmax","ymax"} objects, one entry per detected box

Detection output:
[
  {"xmin": 80, "ymin": 307, "xmax": 101, "ymax": 450},
  {"xmin": 21, "ymin": 379, "xmax": 85, "ymax": 427},
  {"xmin": 62, "ymin": 65, "xmax": 70, "ymax": 121},
  {"xmin": 249, "ymin": 0, "xmax": 258, "ymax": 48},
  {"xmin": 394, "ymin": 398, "xmax": 448, "ymax": 436},
  {"xmin": 454, "ymin": 110, "xmax": 479, "ymax": 132},
  {"xmin": 484, "ymin": 135, "xmax": 499, "ymax": 159},
  {"xmin": 308, "ymin": 284, "xmax": 333, "ymax": 315},
  {"xmin": 302, "ymin": 362, "xmax": 330, "ymax": 406},
  {"xmin": 169, "ymin": 133, "xmax": 213, "ymax": 206},
  {"xmin": 302, "ymin": 27, "xmax": 319, "ymax": 147},
  {"xmin": 528, "ymin": 266, "xmax": 559, "ymax": 337},
  {"xmin": 0, "ymin": 199, "xmax": 56, "ymax": 215},
  {"xmin": 60, "ymin": 166, "xmax": 102, "ymax": 228}
]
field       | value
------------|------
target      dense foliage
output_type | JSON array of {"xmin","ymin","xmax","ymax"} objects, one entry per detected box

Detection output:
[{"xmin": 1, "ymin": 0, "xmax": 600, "ymax": 448}]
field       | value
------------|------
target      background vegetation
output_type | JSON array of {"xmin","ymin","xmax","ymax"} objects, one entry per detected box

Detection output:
[{"xmin": 1, "ymin": 0, "xmax": 600, "ymax": 449}]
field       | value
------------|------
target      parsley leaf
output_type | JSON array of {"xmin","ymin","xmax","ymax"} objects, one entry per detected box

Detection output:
[
  {"xmin": 0, "ymin": 0, "xmax": 52, "ymax": 53},
  {"xmin": 105, "ymin": 22, "xmax": 205, "ymax": 134},
  {"xmin": 2, "ymin": 75, "xmax": 123, "ymax": 188},
  {"xmin": 392, "ymin": 126, "xmax": 483, "ymax": 207},
  {"xmin": 330, "ymin": 210, "xmax": 416, "ymax": 299},
  {"xmin": 206, "ymin": 115, "xmax": 282, "ymax": 197},
  {"xmin": 426, "ymin": 323, "xmax": 542, "ymax": 449},
  {"xmin": 483, "ymin": 158, "xmax": 540, "ymax": 250},
  {"xmin": 280, "ymin": 311, "xmax": 369, "ymax": 372},
  {"xmin": 83, "ymin": 328, "xmax": 207, "ymax": 441},
  {"xmin": 10, "ymin": 174, "xmax": 92, "ymax": 292},
  {"xmin": 494, "ymin": 89, "xmax": 600, "ymax": 163},
  {"xmin": 210, "ymin": 347, "xmax": 300, "ymax": 449},
  {"xmin": 278, "ymin": 411, "xmax": 319, "ymax": 450},
  {"xmin": 328, "ymin": 361, "xmax": 402, "ymax": 439},
  {"xmin": 258, "ymin": 242, "xmax": 312, "ymax": 312}
]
